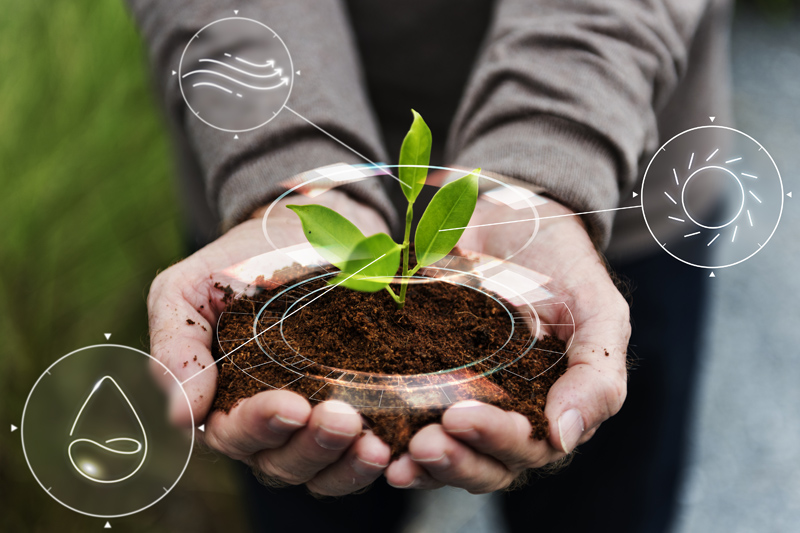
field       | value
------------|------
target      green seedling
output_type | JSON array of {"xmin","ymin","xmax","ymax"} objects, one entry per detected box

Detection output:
[{"xmin": 287, "ymin": 110, "xmax": 479, "ymax": 309}]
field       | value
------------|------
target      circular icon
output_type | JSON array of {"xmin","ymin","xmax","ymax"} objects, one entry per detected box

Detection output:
[
  {"xmin": 178, "ymin": 17, "xmax": 294, "ymax": 132},
  {"xmin": 641, "ymin": 126, "xmax": 783, "ymax": 268},
  {"xmin": 21, "ymin": 345, "xmax": 194, "ymax": 518}
]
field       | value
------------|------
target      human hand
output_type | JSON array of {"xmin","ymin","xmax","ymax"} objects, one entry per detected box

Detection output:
[
  {"xmin": 384, "ymin": 193, "xmax": 630, "ymax": 492},
  {"xmin": 147, "ymin": 189, "xmax": 393, "ymax": 495}
]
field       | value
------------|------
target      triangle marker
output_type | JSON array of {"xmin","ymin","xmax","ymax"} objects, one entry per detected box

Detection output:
[
  {"xmin": 104, "ymin": 522, "xmax": 112, "ymax": 529},
  {"xmin": 198, "ymin": 424, "xmax": 205, "ymax": 432},
  {"xmin": 234, "ymin": 10, "xmax": 239, "ymax": 14},
  {"xmin": 11, "ymin": 424, "xmax": 17, "ymax": 432},
  {"xmin": 104, "ymin": 333, "xmax": 111, "ymax": 340},
  {"xmin": 234, "ymin": 134, "xmax": 239, "ymax": 139},
  {"xmin": 709, "ymin": 272, "xmax": 715, "ymax": 278},
  {"xmin": 172, "ymin": 70, "xmax": 176, "ymax": 76},
  {"xmin": 788, "ymin": 192, "xmax": 792, "ymax": 198},
  {"xmin": 296, "ymin": 70, "xmax": 301, "ymax": 75},
  {"xmin": 632, "ymin": 191, "xmax": 638, "ymax": 198},
  {"xmin": 709, "ymin": 116, "xmax": 716, "ymax": 122}
]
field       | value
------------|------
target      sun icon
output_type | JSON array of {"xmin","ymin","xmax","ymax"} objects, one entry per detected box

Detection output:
[{"xmin": 641, "ymin": 125, "xmax": 783, "ymax": 269}]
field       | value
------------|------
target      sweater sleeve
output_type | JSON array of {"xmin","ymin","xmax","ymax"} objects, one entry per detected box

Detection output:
[
  {"xmin": 125, "ymin": 0, "xmax": 395, "ymax": 232},
  {"xmin": 446, "ymin": 0, "xmax": 718, "ymax": 248}
]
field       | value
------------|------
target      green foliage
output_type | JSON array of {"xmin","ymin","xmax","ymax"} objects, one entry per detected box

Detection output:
[
  {"xmin": 415, "ymin": 169, "xmax": 480, "ymax": 268},
  {"xmin": 398, "ymin": 110, "xmax": 432, "ymax": 203},
  {"xmin": 286, "ymin": 205, "xmax": 368, "ymax": 266},
  {"xmin": 329, "ymin": 233, "xmax": 402, "ymax": 292},
  {"xmin": 288, "ymin": 111, "xmax": 479, "ymax": 308}
]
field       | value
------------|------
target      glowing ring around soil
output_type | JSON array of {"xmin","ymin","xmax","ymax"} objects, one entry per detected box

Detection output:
[{"xmin": 216, "ymin": 262, "xmax": 573, "ymax": 410}]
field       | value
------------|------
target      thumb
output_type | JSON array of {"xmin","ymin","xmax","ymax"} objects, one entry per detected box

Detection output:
[{"xmin": 544, "ymin": 310, "xmax": 630, "ymax": 453}]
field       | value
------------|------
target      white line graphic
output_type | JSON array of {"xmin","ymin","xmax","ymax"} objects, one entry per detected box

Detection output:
[
  {"xmin": 235, "ymin": 57, "xmax": 274, "ymax": 68},
  {"xmin": 192, "ymin": 82, "xmax": 232, "ymax": 94},
  {"xmin": 198, "ymin": 58, "xmax": 282, "ymax": 78},
  {"xmin": 182, "ymin": 70, "xmax": 288, "ymax": 90},
  {"xmin": 68, "ymin": 376, "xmax": 147, "ymax": 484}
]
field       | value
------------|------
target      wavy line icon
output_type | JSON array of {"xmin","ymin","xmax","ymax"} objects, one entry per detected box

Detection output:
[
  {"xmin": 183, "ymin": 53, "xmax": 288, "ymax": 99},
  {"xmin": 67, "ymin": 376, "xmax": 147, "ymax": 484}
]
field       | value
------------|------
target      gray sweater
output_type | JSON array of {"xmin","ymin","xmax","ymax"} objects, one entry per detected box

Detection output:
[{"xmin": 127, "ymin": 0, "xmax": 733, "ymax": 259}]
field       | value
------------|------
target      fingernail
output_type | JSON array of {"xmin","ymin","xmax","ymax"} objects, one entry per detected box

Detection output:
[
  {"xmin": 412, "ymin": 452, "xmax": 451, "ymax": 469},
  {"xmin": 267, "ymin": 414, "xmax": 305, "ymax": 434},
  {"xmin": 315, "ymin": 425, "xmax": 358, "ymax": 450},
  {"xmin": 444, "ymin": 427, "xmax": 480, "ymax": 441},
  {"xmin": 352, "ymin": 456, "xmax": 388, "ymax": 476},
  {"xmin": 558, "ymin": 409, "xmax": 585, "ymax": 453},
  {"xmin": 388, "ymin": 478, "xmax": 419, "ymax": 489},
  {"xmin": 449, "ymin": 400, "xmax": 484, "ymax": 410}
]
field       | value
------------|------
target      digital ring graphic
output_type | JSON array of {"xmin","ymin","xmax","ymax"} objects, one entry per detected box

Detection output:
[
  {"xmin": 641, "ymin": 125, "xmax": 783, "ymax": 269},
  {"xmin": 214, "ymin": 248, "xmax": 574, "ymax": 410},
  {"xmin": 178, "ymin": 17, "xmax": 294, "ymax": 132},
  {"xmin": 21, "ymin": 345, "xmax": 194, "ymax": 519}
]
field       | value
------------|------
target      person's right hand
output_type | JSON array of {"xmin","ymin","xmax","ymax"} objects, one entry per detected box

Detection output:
[{"xmin": 147, "ymin": 189, "xmax": 393, "ymax": 496}]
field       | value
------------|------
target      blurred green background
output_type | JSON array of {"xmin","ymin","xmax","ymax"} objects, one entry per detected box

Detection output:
[
  {"xmin": 0, "ymin": 0, "xmax": 795, "ymax": 531},
  {"xmin": 0, "ymin": 0, "xmax": 245, "ymax": 531}
]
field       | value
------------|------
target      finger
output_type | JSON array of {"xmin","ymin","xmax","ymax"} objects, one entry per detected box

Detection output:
[
  {"xmin": 203, "ymin": 390, "xmax": 311, "ymax": 459},
  {"xmin": 251, "ymin": 401, "xmax": 362, "ymax": 485},
  {"xmin": 545, "ymin": 291, "xmax": 630, "ymax": 453},
  {"xmin": 407, "ymin": 424, "xmax": 515, "ymax": 493},
  {"xmin": 147, "ymin": 266, "xmax": 220, "ymax": 428},
  {"xmin": 384, "ymin": 454, "xmax": 443, "ymax": 490},
  {"xmin": 305, "ymin": 430, "xmax": 391, "ymax": 496},
  {"xmin": 441, "ymin": 401, "xmax": 562, "ymax": 470}
]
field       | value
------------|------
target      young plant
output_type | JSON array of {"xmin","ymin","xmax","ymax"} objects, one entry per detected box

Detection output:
[{"xmin": 287, "ymin": 110, "xmax": 479, "ymax": 309}]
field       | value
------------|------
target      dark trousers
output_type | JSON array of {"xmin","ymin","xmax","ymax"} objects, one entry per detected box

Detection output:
[{"xmin": 238, "ymin": 247, "xmax": 709, "ymax": 533}]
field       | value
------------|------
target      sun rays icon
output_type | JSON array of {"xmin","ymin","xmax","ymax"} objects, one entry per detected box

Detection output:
[{"xmin": 641, "ymin": 125, "xmax": 784, "ymax": 269}]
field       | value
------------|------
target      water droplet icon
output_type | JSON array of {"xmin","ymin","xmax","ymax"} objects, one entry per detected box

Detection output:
[{"xmin": 68, "ymin": 376, "xmax": 147, "ymax": 484}]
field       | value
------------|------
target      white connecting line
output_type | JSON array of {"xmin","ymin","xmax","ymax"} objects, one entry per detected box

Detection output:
[
  {"xmin": 439, "ymin": 205, "xmax": 642, "ymax": 232},
  {"xmin": 180, "ymin": 254, "xmax": 388, "ymax": 385},
  {"xmin": 284, "ymin": 106, "xmax": 410, "ymax": 191}
]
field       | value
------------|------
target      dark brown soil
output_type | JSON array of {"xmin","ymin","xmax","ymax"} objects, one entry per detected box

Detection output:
[{"xmin": 212, "ymin": 265, "xmax": 568, "ymax": 457}]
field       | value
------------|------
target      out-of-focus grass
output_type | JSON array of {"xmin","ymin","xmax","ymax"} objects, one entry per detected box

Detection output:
[{"xmin": 0, "ymin": 0, "xmax": 244, "ymax": 531}]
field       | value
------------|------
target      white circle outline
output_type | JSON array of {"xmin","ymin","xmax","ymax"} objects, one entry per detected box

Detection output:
[
  {"xmin": 641, "ymin": 125, "xmax": 784, "ymax": 269},
  {"xmin": 261, "ymin": 165, "xmax": 541, "ymax": 264},
  {"xmin": 20, "ymin": 344, "xmax": 195, "ymax": 519},
  {"xmin": 681, "ymin": 165, "xmax": 745, "ymax": 230},
  {"xmin": 178, "ymin": 17, "xmax": 294, "ymax": 133}
]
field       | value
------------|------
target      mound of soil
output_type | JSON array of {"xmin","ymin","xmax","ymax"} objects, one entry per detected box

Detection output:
[{"xmin": 212, "ymin": 264, "xmax": 567, "ymax": 457}]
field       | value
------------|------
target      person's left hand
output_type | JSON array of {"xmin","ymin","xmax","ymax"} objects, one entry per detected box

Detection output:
[{"xmin": 383, "ymin": 191, "xmax": 631, "ymax": 492}]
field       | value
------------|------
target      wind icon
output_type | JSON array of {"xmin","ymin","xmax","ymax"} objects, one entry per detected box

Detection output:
[
  {"xmin": 182, "ymin": 54, "xmax": 289, "ymax": 99},
  {"xmin": 67, "ymin": 376, "xmax": 148, "ymax": 484}
]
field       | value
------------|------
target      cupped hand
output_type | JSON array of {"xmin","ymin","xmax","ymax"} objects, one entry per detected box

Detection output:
[
  {"xmin": 384, "ymin": 193, "xmax": 631, "ymax": 493},
  {"xmin": 147, "ymin": 189, "xmax": 393, "ymax": 495}
]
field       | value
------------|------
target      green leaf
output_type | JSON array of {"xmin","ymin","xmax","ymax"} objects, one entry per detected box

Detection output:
[
  {"xmin": 398, "ymin": 109, "xmax": 432, "ymax": 203},
  {"xmin": 330, "ymin": 233, "xmax": 402, "ymax": 292},
  {"xmin": 414, "ymin": 168, "xmax": 480, "ymax": 267},
  {"xmin": 286, "ymin": 204, "xmax": 365, "ymax": 268}
]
